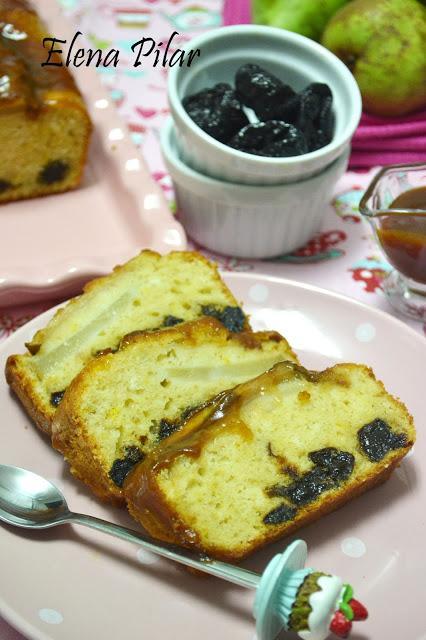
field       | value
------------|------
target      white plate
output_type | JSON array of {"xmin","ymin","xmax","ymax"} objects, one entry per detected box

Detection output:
[{"xmin": 0, "ymin": 273, "xmax": 425, "ymax": 640}]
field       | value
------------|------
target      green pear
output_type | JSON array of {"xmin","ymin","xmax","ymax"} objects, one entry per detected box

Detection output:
[
  {"xmin": 252, "ymin": 0, "xmax": 349, "ymax": 41},
  {"xmin": 322, "ymin": 0, "xmax": 426, "ymax": 117}
]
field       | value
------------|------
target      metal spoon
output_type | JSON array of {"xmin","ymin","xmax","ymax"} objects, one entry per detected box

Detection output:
[
  {"xmin": 0, "ymin": 464, "xmax": 259, "ymax": 586},
  {"xmin": 0, "ymin": 464, "xmax": 359, "ymax": 640}
]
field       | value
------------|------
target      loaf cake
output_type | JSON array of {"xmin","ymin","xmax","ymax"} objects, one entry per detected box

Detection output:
[
  {"xmin": 6, "ymin": 251, "xmax": 249, "ymax": 435},
  {"xmin": 51, "ymin": 317, "xmax": 298, "ymax": 502},
  {"xmin": 0, "ymin": 0, "xmax": 92, "ymax": 202},
  {"xmin": 125, "ymin": 361, "xmax": 415, "ymax": 561}
]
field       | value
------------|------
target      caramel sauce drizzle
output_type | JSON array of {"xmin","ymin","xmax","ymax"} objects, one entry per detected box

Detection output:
[
  {"xmin": 0, "ymin": 0, "xmax": 79, "ymax": 112},
  {"xmin": 124, "ymin": 361, "xmax": 319, "ymax": 548}
]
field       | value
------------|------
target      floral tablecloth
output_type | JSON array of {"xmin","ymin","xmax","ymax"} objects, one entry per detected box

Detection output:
[
  {"xmin": 1, "ymin": 0, "xmax": 425, "ymax": 345},
  {"xmin": 0, "ymin": 1, "xmax": 424, "ymax": 638}
]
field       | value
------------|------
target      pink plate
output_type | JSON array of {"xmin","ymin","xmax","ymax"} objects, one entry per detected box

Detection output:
[
  {"xmin": 0, "ymin": 273, "xmax": 425, "ymax": 640},
  {"xmin": 0, "ymin": 0, "xmax": 186, "ymax": 306}
]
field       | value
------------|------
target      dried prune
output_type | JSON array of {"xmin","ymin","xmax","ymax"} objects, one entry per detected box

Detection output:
[
  {"xmin": 229, "ymin": 121, "xmax": 307, "ymax": 158},
  {"xmin": 157, "ymin": 405, "xmax": 201, "ymax": 442},
  {"xmin": 50, "ymin": 390, "xmax": 65, "ymax": 407},
  {"xmin": 184, "ymin": 66, "xmax": 334, "ymax": 156},
  {"xmin": 109, "ymin": 446, "xmax": 145, "ymax": 487},
  {"xmin": 38, "ymin": 160, "xmax": 70, "ymax": 185},
  {"xmin": 235, "ymin": 63, "xmax": 295, "ymax": 120},
  {"xmin": 158, "ymin": 418, "xmax": 180, "ymax": 441},
  {"xmin": 0, "ymin": 179, "xmax": 12, "ymax": 193},
  {"xmin": 317, "ymin": 96, "xmax": 334, "ymax": 143},
  {"xmin": 305, "ymin": 95, "xmax": 334, "ymax": 151},
  {"xmin": 284, "ymin": 467, "xmax": 331, "ymax": 506},
  {"xmin": 263, "ymin": 503, "xmax": 297, "ymax": 525},
  {"xmin": 277, "ymin": 83, "xmax": 334, "ymax": 152},
  {"xmin": 201, "ymin": 304, "xmax": 245, "ymax": 332},
  {"xmin": 180, "ymin": 404, "xmax": 200, "ymax": 421},
  {"xmin": 183, "ymin": 83, "xmax": 248, "ymax": 143},
  {"xmin": 309, "ymin": 447, "xmax": 354, "ymax": 482},
  {"xmin": 163, "ymin": 315, "xmax": 184, "ymax": 327},
  {"xmin": 358, "ymin": 419, "xmax": 407, "ymax": 462},
  {"xmin": 269, "ymin": 447, "xmax": 354, "ymax": 507},
  {"xmin": 279, "ymin": 94, "xmax": 302, "ymax": 125}
]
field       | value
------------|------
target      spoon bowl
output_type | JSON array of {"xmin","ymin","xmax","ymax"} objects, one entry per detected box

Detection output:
[{"xmin": 0, "ymin": 465, "xmax": 69, "ymax": 528}]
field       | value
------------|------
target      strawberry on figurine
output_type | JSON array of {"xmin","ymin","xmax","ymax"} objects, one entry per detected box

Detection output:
[{"xmin": 328, "ymin": 584, "xmax": 368, "ymax": 638}]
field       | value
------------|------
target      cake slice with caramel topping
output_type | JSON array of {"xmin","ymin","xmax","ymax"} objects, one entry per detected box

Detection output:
[{"xmin": 124, "ymin": 361, "xmax": 415, "ymax": 560}]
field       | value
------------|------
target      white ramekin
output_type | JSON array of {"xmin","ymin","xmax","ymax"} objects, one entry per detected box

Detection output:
[
  {"xmin": 168, "ymin": 25, "xmax": 361, "ymax": 186},
  {"xmin": 161, "ymin": 118, "xmax": 349, "ymax": 259}
]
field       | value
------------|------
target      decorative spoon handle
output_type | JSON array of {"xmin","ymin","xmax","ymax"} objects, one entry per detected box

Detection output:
[
  {"xmin": 68, "ymin": 511, "xmax": 260, "ymax": 588},
  {"xmin": 0, "ymin": 462, "xmax": 368, "ymax": 640}
]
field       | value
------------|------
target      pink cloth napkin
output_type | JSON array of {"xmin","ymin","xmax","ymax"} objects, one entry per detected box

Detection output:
[
  {"xmin": 222, "ymin": 0, "xmax": 426, "ymax": 170},
  {"xmin": 222, "ymin": 0, "xmax": 251, "ymax": 26},
  {"xmin": 350, "ymin": 109, "xmax": 426, "ymax": 168}
]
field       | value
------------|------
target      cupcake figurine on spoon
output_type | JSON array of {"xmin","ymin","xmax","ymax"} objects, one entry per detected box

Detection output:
[{"xmin": 254, "ymin": 540, "xmax": 368, "ymax": 640}]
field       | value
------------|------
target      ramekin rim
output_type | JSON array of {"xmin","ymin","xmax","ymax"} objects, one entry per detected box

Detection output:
[
  {"xmin": 161, "ymin": 117, "xmax": 350, "ymax": 192},
  {"xmin": 168, "ymin": 24, "xmax": 362, "ymax": 167}
]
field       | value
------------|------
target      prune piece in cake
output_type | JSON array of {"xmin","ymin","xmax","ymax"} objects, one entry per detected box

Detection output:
[
  {"xmin": 309, "ymin": 447, "xmax": 354, "ymax": 483},
  {"xmin": 229, "ymin": 121, "xmax": 307, "ymax": 157},
  {"xmin": 285, "ymin": 466, "xmax": 332, "ymax": 506},
  {"xmin": 183, "ymin": 83, "xmax": 248, "ymax": 143},
  {"xmin": 201, "ymin": 304, "xmax": 245, "ymax": 332},
  {"xmin": 109, "ymin": 446, "xmax": 145, "ymax": 487},
  {"xmin": 38, "ymin": 160, "xmax": 70, "ymax": 185},
  {"xmin": 235, "ymin": 63, "xmax": 295, "ymax": 120},
  {"xmin": 157, "ymin": 404, "xmax": 204, "ymax": 442},
  {"xmin": 358, "ymin": 418, "xmax": 407, "ymax": 462},
  {"xmin": 0, "ymin": 179, "xmax": 12, "ymax": 193},
  {"xmin": 162, "ymin": 315, "xmax": 184, "ymax": 327},
  {"xmin": 158, "ymin": 418, "xmax": 180, "ymax": 441},
  {"xmin": 273, "ymin": 447, "xmax": 354, "ymax": 507},
  {"xmin": 50, "ymin": 390, "xmax": 65, "ymax": 407},
  {"xmin": 263, "ymin": 503, "xmax": 297, "ymax": 525}
]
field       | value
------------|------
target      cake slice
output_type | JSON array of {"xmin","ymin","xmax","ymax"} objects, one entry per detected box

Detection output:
[
  {"xmin": 51, "ymin": 317, "xmax": 298, "ymax": 502},
  {"xmin": 124, "ymin": 361, "xmax": 415, "ymax": 561},
  {"xmin": 0, "ymin": 0, "xmax": 92, "ymax": 202},
  {"xmin": 5, "ymin": 251, "xmax": 249, "ymax": 435}
]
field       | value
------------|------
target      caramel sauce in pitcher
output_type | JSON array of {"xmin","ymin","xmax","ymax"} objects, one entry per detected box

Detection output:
[{"xmin": 378, "ymin": 187, "xmax": 426, "ymax": 284}]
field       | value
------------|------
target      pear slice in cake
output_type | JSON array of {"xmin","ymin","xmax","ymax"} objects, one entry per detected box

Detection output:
[
  {"xmin": 6, "ymin": 250, "xmax": 249, "ymax": 435},
  {"xmin": 124, "ymin": 361, "xmax": 415, "ymax": 561},
  {"xmin": 51, "ymin": 317, "xmax": 299, "ymax": 503}
]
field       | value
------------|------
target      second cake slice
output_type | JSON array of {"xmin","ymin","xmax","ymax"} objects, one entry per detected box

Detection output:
[{"xmin": 52, "ymin": 317, "xmax": 298, "ymax": 502}]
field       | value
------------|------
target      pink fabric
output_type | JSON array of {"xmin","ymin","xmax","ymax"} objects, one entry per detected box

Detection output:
[
  {"xmin": 222, "ymin": 0, "xmax": 251, "ymax": 25},
  {"xmin": 353, "ymin": 110, "xmax": 426, "ymax": 138},
  {"xmin": 222, "ymin": 0, "xmax": 426, "ymax": 170},
  {"xmin": 350, "ymin": 150, "xmax": 426, "ymax": 167},
  {"xmin": 351, "ymin": 109, "xmax": 426, "ymax": 168}
]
